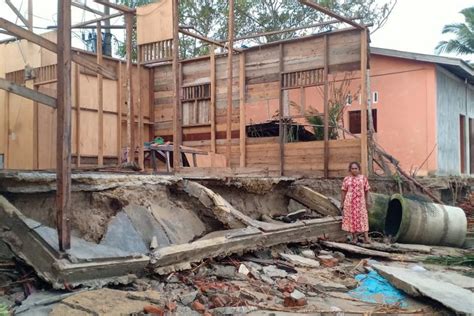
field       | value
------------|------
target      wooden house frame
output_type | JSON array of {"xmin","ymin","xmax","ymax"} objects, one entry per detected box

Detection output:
[{"xmin": 0, "ymin": 0, "xmax": 369, "ymax": 249}]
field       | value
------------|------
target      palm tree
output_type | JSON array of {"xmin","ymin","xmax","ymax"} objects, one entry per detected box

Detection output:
[{"xmin": 435, "ymin": 6, "xmax": 474, "ymax": 56}]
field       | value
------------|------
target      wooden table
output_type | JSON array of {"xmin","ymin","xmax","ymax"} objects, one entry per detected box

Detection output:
[{"xmin": 146, "ymin": 144, "xmax": 207, "ymax": 173}]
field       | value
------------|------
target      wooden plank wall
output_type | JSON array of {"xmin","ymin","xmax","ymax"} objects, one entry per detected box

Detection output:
[
  {"xmin": 216, "ymin": 137, "xmax": 361, "ymax": 177},
  {"xmin": 3, "ymin": 61, "xmax": 151, "ymax": 170},
  {"xmin": 153, "ymin": 29, "xmax": 363, "ymax": 175}
]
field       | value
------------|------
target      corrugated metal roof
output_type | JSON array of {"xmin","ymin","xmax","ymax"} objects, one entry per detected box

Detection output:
[{"xmin": 371, "ymin": 47, "xmax": 474, "ymax": 85}]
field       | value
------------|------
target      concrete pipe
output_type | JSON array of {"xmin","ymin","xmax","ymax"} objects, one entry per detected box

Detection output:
[
  {"xmin": 368, "ymin": 193, "xmax": 390, "ymax": 232},
  {"xmin": 384, "ymin": 194, "xmax": 467, "ymax": 247}
]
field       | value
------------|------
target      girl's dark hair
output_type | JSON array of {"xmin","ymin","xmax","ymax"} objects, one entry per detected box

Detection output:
[{"xmin": 348, "ymin": 161, "xmax": 361, "ymax": 171}]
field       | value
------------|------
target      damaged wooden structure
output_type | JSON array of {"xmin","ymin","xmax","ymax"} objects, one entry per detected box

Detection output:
[
  {"xmin": 0, "ymin": 173, "xmax": 344, "ymax": 287},
  {"xmin": 0, "ymin": 0, "xmax": 369, "ymax": 278},
  {"xmin": 0, "ymin": 0, "xmax": 370, "ymax": 177}
]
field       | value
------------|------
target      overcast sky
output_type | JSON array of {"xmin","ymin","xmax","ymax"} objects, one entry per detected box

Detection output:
[{"xmin": 0, "ymin": 0, "xmax": 473, "ymax": 63}]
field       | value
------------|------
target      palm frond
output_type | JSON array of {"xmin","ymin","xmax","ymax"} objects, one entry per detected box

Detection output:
[{"xmin": 436, "ymin": 39, "xmax": 474, "ymax": 55}]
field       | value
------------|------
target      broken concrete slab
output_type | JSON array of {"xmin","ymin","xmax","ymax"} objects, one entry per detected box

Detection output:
[
  {"xmin": 149, "ymin": 203, "xmax": 206, "ymax": 245},
  {"xmin": 0, "ymin": 172, "xmax": 178, "ymax": 194},
  {"xmin": 372, "ymin": 264, "xmax": 474, "ymax": 314},
  {"xmin": 262, "ymin": 265, "xmax": 288, "ymax": 278},
  {"xmin": 49, "ymin": 289, "xmax": 153, "ymax": 316},
  {"xmin": 14, "ymin": 291, "xmax": 78, "ymax": 316},
  {"xmin": 287, "ymin": 185, "xmax": 340, "ymax": 216},
  {"xmin": 183, "ymin": 180, "xmax": 301, "ymax": 233},
  {"xmin": 123, "ymin": 205, "xmax": 171, "ymax": 248},
  {"xmin": 99, "ymin": 212, "xmax": 149, "ymax": 254},
  {"xmin": 152, "ymin": 217, "xmax": 344, "ymax": 274},
  {"xmin": 279, "ymin": 253, "xmax": 320, "ymax": 268},
  {"xmin": 0, "ymin": 195, "xmax": 149, "ymax": 289}
]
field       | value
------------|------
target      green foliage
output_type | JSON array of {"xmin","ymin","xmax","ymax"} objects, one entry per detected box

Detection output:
[
  {"xmin": 0, "ymin": 304, "xmax": 8, "ymax": 316},
  {"xmin": 291, "ymin": 72, "xmax": 358, "ymax": 141},
  {"xmin": 115, "ymin": 0, "xmax": 397, "ymax": 58},
  {"xmin": 436, "ymin": 6, "xmax": 474, "ymax": 56},
  {"xmin": 425, "ymin": 255, "xmax": 474, "ymax": 268},
  {"xmin": 306, "ymin": 115, "xmax": 324, "ymax": 140}
]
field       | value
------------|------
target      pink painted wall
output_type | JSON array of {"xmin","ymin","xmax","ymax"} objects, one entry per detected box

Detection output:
[
  {"xmin": 361, "ymin": 55, "xmax": 438, "ymax": 175},
  {"xmin": 245, "ymin": 54, "xmax": 439, "ymax": 175}
]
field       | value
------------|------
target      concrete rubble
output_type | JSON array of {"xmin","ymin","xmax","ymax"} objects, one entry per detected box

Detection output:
[{"xmin": 0, "ymin": 172, "xmax": 472, "ymax": 315}]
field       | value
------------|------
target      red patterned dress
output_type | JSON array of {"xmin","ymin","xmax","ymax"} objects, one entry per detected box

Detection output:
[{"xmin": 341, "ymin": 175, "xmax": 370, "ymax": 233}]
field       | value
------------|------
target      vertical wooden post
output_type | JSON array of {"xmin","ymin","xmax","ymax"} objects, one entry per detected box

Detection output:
[
  {"xmin": 137, "ymin": 45, "xmax": 144, "ymax": 170},
  {"xmin": 28, "ymin": 0, "xmax": 33, "ymax": 31},
  {"xmin": 278, "ymin": 43, "xmax": 284, "ymax": 176},
  {"xmin": 210, "ymin": 45, "xmax": 216, "ymax": 154},
  {"xmin": 360, "ymin": 28, "xmax": 369, "ymax": 175},
  {"xmin": 172, "ymin": 0, "xmax": 181, "ymax": 170},
  {"xmin": 4, "ymin": 92, "xmax": 9, "ymax": 168},
  {"xmin": 56, "ymin": 0, "xmax": 72, "ymax": 251},
  {"xmin": 239, "ymin": 52, "xmax": 246, "ymax": 168},
  {"xmin": 97, "ymin": 21, "xmax": 104, "ymax": 166},
  {"xmin": 32, "ymin": 83, "xmax": 39, "ymax": 169},
  {"xmin": 149, "ymin": 68, "xmax": 155, "ymax": 142},
  {"xmin": 125, "ymin": 13, "xmax": 135, "ymax": 163},
  {"xmin": 74, "ymin": 63, "xmax": 81, "ymax": 167},
  {"xmin": 226, "ymin": 0, "xmax": 234, "ymax": 167},
  {"xmin": 117, "ymin": 61, "xmax": 122, "ymax": 165},
  {"xmin": 323, "ymin": 35, "xmax": 329, "ymax": 178}
]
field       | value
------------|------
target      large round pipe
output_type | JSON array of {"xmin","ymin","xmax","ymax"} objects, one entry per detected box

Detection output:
[
  {"xmin": 385, "ymin": 194, "xmax": 467, "ymax": 247},
  {"xmin": 368, "ymin": 193, "xmax": 390, "ymax": 232}
]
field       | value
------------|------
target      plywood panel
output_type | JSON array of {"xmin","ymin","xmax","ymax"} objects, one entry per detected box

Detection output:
[
  {"xmin": 137, "ymin": 0, "xmax": 173, "ymax": 45},
  {"xmin": 104, "ymin": 113, "xmax": 118, "ymax": 156},
  {"xmin": 80, "ymin": 111, "xmax": 99, "ymax": 156},
  {"xmin": 7, "ymin": 94, "xmax": 34, "ymax": 169},
  {"xmin": 40, "ymin": 31, "xmax": 58, "ymax": 66},
  {"xmin": 103, "ymin": 79, "xmax": 118, "ymax": 112},
  {"xmin": 80, "ymin": 74, "xmax": 99, "ymax": 110},
  {"xmin": 0, "ymin": 91, "xmax": 5, "ymax": 155},
  {"xmin": 37, "ymin": 102, "xmax": 57, "ymax": 169}
]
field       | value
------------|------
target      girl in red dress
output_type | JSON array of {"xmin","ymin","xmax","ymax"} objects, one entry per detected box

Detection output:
[{"xmin": 341, "ymin": 161, "xmax": 371, "ymax": 244}]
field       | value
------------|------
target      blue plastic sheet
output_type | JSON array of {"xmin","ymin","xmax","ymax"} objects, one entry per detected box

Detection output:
[{"xmin": 349, "ymin": 270, "xmax": 407, "ymax": 306}]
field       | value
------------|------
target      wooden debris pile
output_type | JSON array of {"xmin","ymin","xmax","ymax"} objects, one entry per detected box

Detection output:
[{"xmin": 11, "ymin": 239, "xmax": 466, "ymax": 315}]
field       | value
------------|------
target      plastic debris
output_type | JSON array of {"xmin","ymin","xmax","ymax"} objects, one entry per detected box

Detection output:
[{"xmin": 348, "ymin": 270, "xmax": 407, "ymax": 307}]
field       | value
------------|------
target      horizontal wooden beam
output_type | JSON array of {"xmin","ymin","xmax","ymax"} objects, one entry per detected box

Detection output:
[
  {"xmin": 5, "ymin": 0, "xmax": 30, "ymax": 28},
  {"xmin": 222, "ymin": 18, "xmax": 360, "ymax": 43},
  {"xmin": 0, "ymin": 77, "xmax": 57, "ymax": 108},
  {"xmin": 71, "ymin": 1, "xmax": 105, "ymax": 16},
  {"xmin": 298, "ymin": 0, "xmax": 364, "ymax": 30},
  {"xmin": 93, "ymin": 0, "xmax": 135, "ymax": 14},
  {"xmin": 0, "ymin": 18, "xmax": 117, "ymax": 80},
  {"xmin": 72, "ymin": 12, "xmax": 123, "ymax": 28},
  {"xmin": 179, "ymin": 28, "xmax": 242, "ymax": 53}
]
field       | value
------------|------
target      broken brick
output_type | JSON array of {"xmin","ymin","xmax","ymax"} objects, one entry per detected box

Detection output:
[
  {"xmin": 318, "ymin": 255, "xmax": 339, "ymax": 267},
  {"xmin": 192, "ymin": 300, "xmax": 206, "ymax": 313},
  {"xmin": 143, "ymin": 305, "xmax": 165, "ymax": 316},
  {"xmin": 283, "ymin": 297, "xmax": 307, "ymax": 307},
  {"xmin": 165, "ymin": 301, "xmax": 177, "ymax": 312}
]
